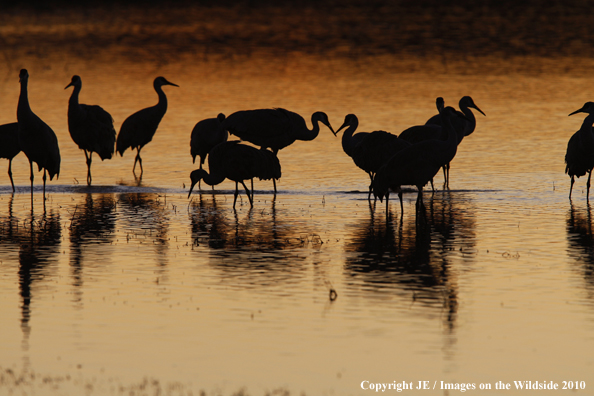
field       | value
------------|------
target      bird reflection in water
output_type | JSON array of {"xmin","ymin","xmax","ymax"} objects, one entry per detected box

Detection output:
[
  {"xmin": 189, "ymin": 195, "xmax": 316, "ymax": 288},
  {"xmin": 0, "ymin": 200, "xmax": 62, "ymax": 350},
  {"xmin": 566, "ymin": 202, "xmax": 594, "ymax": 297},
  {"xmin": 69, "ymin": 194, "xmax": 116, "ymax": 306},
  {"xmin": 117, "ymin": 192, "xmax": 169, "ymax": 267},
  {"xmin": 345, "ymin": 192, "xmax": 477, "ymax": 332}
]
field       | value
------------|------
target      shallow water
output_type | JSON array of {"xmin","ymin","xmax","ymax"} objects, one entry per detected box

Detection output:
[{"xmin": 2, "ymin": 4, "xmax": 594, "ymax": 396}]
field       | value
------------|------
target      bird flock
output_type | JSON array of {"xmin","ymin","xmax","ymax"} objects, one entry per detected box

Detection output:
[{"xmin": 2, "ymin": 69, "xmax": 592, "ymax": 215}]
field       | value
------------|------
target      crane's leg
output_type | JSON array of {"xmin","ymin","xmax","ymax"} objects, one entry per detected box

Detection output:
[
  {"xmin": 398, "ymin": 188, "xmax": 404, "ymax": 215},
  {"xmin": 273, "ymin": 178, "xmax": 277, "ymax": 196},
  {"xmin": 85, "ymin": 150, "xmax": 93, "ymax": 186},
  {"xmin": 233, "ymin": 182, "xmax": 239, "ymax": 209},
  {"xmin": 241, "ymin": 181, "xmax": 253, "ymax": 207},
  {"xmin": 442, "ymin": 166, "xmax": 447, "ymax": 187},
  {"xmin": 385, "ymin": 191, "xmax": 390, "ymax": 219},
  {"xmin": 8, "ymin": 159, "xmax": 15, "ymax": 192},
  {"xmin": 569, "ymin": 175, "xmax": 575, "ymax": 199},
  {"xmin": 586, "ymin": 171, "xmax": 592, "ymax": 199},
  {"xmin": 42, "ymin": 168, "xmax": 47, "ymax": 200},
  {"xmin": 251, "ymin": 179, "xmax": 254, "ymax": 201},
  {"xmin": 430, "ymin": 178, "xmax": 435, "ymax": 191},
  {"xmin": 446, "ymin": 162, "xmax": 451, "ymax": 188},
  {"xmin": 29, "ymin": 160, "xmax": 34, "ymax": 199},
  {"xmin": 133, "ymin": 147, "xmax": 143, "ymax": 177}
]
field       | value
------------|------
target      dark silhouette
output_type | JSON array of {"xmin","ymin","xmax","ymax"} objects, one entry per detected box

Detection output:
[
  {"xmin": 221, "ymin": 108, "xmax": 335, "ymax": 192},
  {"xmin": 188, "ymin": 141, "xmax": 281, "ymax": 208},
  {"xmin": 190, "ymin": 113, "xmax": 227, "ymax": 190},
  {"xmin": 0, "ymin": 122, "xmax": 21, "ymax": 192},
  {"xmin": 566, "ymin": 102, "xmax": 594, "ymax": 199},
  {"xmin": 17, "ymin": 69, "xmax": 61, "ymax": 199},
  {"xmin": 116, "ymin": 76, "xmax": 178, "ymax": 177},
  {"xmin": 336, "ymin": 113, "xmax": 411, "ymax": 200},
  {"xmin": 372, "ymin": 101, "xmax": 462, "ymax": 215},
  {"xmin": 65, "ymin": 75, "xmax": 116, "ymax": 186}
]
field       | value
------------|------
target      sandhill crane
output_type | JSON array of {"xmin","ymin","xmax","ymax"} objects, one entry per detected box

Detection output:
[
  {"xmin": 190, "ymin": 113, "xmax": 227, "ymax": 190},
  {"xmin": 336, "ymin": 114, "xmax": 411, "ymax": 199},
  {"xmin": 372, "ymin": 102, "xmax": 462, "ymax": 216},
  {"xmin": 0, "ymin": 122, "xmax": 21, "ymax": 192},
  {"xmin": 17, "ymin": 69, "xmax": 61, "ymax": 199},
  {"xmin": 221, "ymin": 108, "xmax": 335, "ymax": 193},
  {"xmin": 566, "ymin": 102, "xmax": 594, "ymax": 199},
  {"xmin": 65, "ymin": 75, "xmax": 116, "ymax": 185},
  {"xmin": 116, "ymin": 76, "xmax": 178, "ymax": 177},
  {"xmin": 190, "ymin": 113, "xmax": 227, "ymax": 165},
  {"xmin": 188, "ymin": 141, "xmax": 281, "ymax": 209}
]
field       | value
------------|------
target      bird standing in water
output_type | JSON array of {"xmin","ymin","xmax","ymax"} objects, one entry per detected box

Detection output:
[
  {"xmin": 65, "ymin": 75, "xmax": 116, "ymax": 185},
  {"xmin": 565, "ymin": 102, "xmax": 594, "ymax": 199},
  {"xmin": 188, "ymin": 141, "xmax": 281, "ymax": 209},
  {"xmin": 116, "ymin": 76, "xmax": 178, "ymax": 177},
  {"xmin": 373, "ymin": 100, "xmax": 462, "ymax": 215},
  {"xmin": 336, "ymin": 113, "xmax": 411, "ymax": 200},
  {"xmin": 190, "ymin": 113, "xmax": 227, "ymax": 190},
  {"xmin": 221, "ymin": 108, "xmax": 335, "ymax": 193},
  {"xmin": 17, "ymin": 69, "xmax": 61, "ymax": 199},
  {"xmin": 0, "ymin": 122, "xmax": 21, "ymax": 192}
]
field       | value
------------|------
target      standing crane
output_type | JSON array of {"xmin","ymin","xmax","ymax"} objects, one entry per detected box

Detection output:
[
  {"xmin": 372, "ymin": 101, "xmax": 462, "ymax": 216},
  {"xmin": 17, "ymin": 69, "xmax": 61, "ymax": 199},
  {"xmin": 188, "ymin": 141, "xmax": 281, "ymax": 209},
  {"xmin": 65, "ymin": 75, "xmax": 116, "ymax": 185},
  {"xmin": 190, "ymin": 113, "xmax": 227, "ymax": 190},
  {"xmin": 116, "ymin": 76, "xmax": 178, "ymax": 177},
  {"xmin": 566, "ymin": 102, "xmax": 594, "ymax": 199},
  {"xmin": 336, "ymin": 114, "xmax": 411, "ymax": 199},
  {"xmin": 0, "ymin": 122, "xmax": 21, "ymax": 192},
  {"xmin": 221, "ymin": 108, "xmax": 335, "ymax": 193}
]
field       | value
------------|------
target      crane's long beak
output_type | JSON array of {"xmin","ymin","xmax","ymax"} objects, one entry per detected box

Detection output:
[
  {"xmin": 65, "ymin": 82, "xmax": 73, "ymax": 90},
  {"xmin": 569, "ymin": 108, "xmax": 585, "ymax": 116},
  {"xmin": 335, "ymin": 121, "xmax": 349, "ymax": 136},
  {"xmin": 188, "ymin": 181, "xmax": 196, "ymax": 198},
  {"xmin": 474, "ymin": 105, "xmax": 486, "ymax": 117}
]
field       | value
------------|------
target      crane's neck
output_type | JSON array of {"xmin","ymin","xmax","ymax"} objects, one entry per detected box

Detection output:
[
  {"xmin": 68, "ymin": 84, "xmax": 81, "ymax": 107},
  {"xmin": 198, "ymin": 168, "xmax": 226, "ymax": 187},
  {"xmin": 579, "ymin": 113, "xmax": 594, "ymax": 147},
  {"xmin": 459, "ymin": 103, "xmax": 477, "ymax": 135},
  {"xmin": 154, "ymin": 83, "xmax": 168, "ymax": 114},
  {"xmin": 299, "ymin": 113, "xmax": 322, "ymax": 141},
  {"xmin": 17, "ymin": 78, "xmax": 31, "ymax": 120},
  {"xmin": 341, "ymin": 122, "xmax": 359, "ymax": 157}
]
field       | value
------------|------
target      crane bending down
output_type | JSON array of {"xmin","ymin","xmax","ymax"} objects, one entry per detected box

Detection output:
[
  {"xmin": 188, "ymin": 141, "xmax": 281, "ymax": 209},
  {"xmin": 17, "ymin": 69, "xmax": 61, "ymax": 199},
  {"xmin": 0, "ymin": 122, "xmax": 21, "ymax": 192},
  {"xmin": 565, "ymin": 102, "xmax": 594, "ymax": 199},
  {"xmin": 336, "ymin": 114, "xmax": 411, "ymax": 199},
  {"xmin": 372, "ymin": 101, "xmax": 463, "ymax": 216},
  {"xmin": 221, "ymin": 108, "xmax": 335, "ymax": 193},
  {"xmin": 65, "ymin": 75, "xmax": 116, "ymax": 185},
  {"xmin": 116, "ymin": 76, "xmax": 178, "ymax": 177}
]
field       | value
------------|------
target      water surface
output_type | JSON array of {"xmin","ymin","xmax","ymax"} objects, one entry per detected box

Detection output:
[{"xmin": 1, "ymin": 3, "xmax": 594, "ymax": 395}]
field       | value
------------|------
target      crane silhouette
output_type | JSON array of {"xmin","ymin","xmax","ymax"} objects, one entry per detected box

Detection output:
[
  {"xmin": 221, "ymin": 108, "xmax": 335, "ymax": 193},
  {"xmin": 336, "ymin": 114, "xmax": 411, "ymax": 199},
  {"xmin": 17, "ymin": 69, "xmax": 61, "ymax": 199},
  {"xmin": 565, "ymin": 101, "xmax": 594, "ymax": 199},
  {"xmin": 190, "ymin": 113, "xmax": 227, "ymax": 190},
  {"xmin": 372, "ymin": 101, "xmax": 463, "ymax": 216},
  {"xmin": 0, "ymin": 122, "xmax": 21, "ymax": 192},
  {"xmin": 191, "ymin": 113, "xmax": 227, "ymax": 165},
  {"xmin": 400, "ymin": 96, "xmax": 485, "ymax": 187},
  {"xmin": 188, "ymin": 140, "xmax": 281, "ymax": 209},
  {"xmin": 116, "ymin": 76, "xmax": 178, "ymax": 177},
  {"xmin": 65, "ymin": 75, "xmax": 116, "ymax": 185}
]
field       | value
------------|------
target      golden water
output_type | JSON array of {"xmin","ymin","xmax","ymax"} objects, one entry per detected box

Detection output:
[{"xmin": 1, "ymin": 4, "xmax": 594, "ymax": 396}]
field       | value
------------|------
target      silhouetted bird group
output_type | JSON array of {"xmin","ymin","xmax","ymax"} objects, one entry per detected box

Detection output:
[{"xmin": 10, "ymin": 69, "xmax": 594, "ymax": 216}]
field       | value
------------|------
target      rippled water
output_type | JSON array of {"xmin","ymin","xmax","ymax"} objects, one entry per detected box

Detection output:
[{"xmin": 1, "ymin": 3, "xmax": 594, "ymax": 396}]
